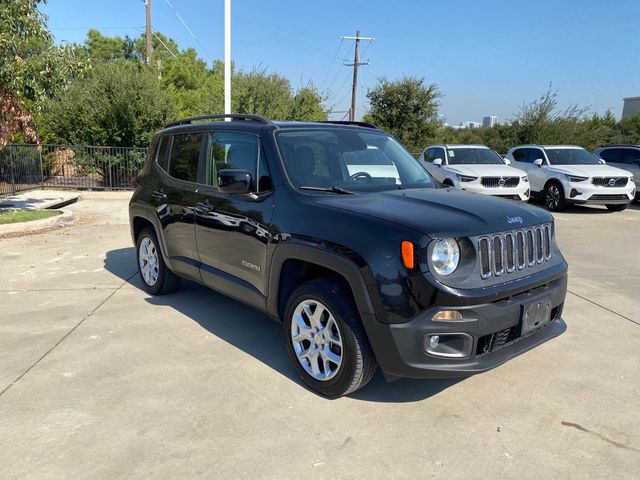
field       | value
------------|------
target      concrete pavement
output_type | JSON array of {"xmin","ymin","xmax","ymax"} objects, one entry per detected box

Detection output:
[{"xmin": 0, "ymin": 193, "xmax": 638, "ymax": 479}]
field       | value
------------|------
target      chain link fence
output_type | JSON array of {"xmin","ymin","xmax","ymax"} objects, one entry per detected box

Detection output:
[{"xmin": 0, "ymin": 144, "xmax": 148, "ymax": 196}]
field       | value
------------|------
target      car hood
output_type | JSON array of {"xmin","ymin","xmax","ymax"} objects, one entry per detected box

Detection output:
[
  {"xmin": 547, "ymin": 164, "xmax": 632, "ymax": 178},
  {"xmin": 445, "ymin": 164, "xmax": 526, "ymax": 178},
  {"xmin": 314, "ymin": 188, "xmax": 552, "ymax": 237}
]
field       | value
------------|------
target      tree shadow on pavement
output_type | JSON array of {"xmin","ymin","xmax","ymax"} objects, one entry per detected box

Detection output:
[{"xmin": 105, "ymin": 247, "xmax": 458, "ymax": 403}]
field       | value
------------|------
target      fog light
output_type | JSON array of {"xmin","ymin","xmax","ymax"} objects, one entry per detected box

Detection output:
[
  {"xmin": 424, "ymin": 333, "xmax": 472, "ymax": 358},
  {"xmin": 432, "ymin": 310, "xmax": 463, "ymax": 322}
]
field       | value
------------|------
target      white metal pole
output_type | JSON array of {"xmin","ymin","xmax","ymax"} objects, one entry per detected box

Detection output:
[{"xmin": 224, "ymin": 0, "xmax": 231, "ymax": 117}]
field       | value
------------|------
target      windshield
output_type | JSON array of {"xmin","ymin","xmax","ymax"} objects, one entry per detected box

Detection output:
[
  {"xmin": 275, "ymin": 129, "xmax": 436, "ymax": 192},
  {"xmin": 545, "ymin": 148, "xmax": 601, "ymax": 165},
  {"xmin": 447, "ymin": 148, "xmax": 505, "ymax": 165}
]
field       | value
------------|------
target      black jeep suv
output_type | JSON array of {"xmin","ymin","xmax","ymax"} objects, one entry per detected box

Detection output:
[{"xmin": 129, "ymin": 114, "xmax": 568, "ymax": 398}]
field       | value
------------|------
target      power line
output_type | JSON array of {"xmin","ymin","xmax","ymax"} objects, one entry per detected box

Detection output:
[
  {"xmin": 152, "ymin": 31, "xmax": 177, "ymax": 58},
  {"xmin": 162, "ymin": 0, "xmax": 215, "ymax": 62},
  {"xmin": 318, "ymin": 38, "xmax": 344, "ymax": 90}
]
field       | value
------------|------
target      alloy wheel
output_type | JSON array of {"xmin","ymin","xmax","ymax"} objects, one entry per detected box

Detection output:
[
  {"xmin": 139, "ymin": 237, "xmax": 159, "ymax": 286},
  {"xmin": 546, "ymin": 185, "xmax": 561, "ymax": 210},
  {"xmin": 290, "ymin": 299, "xmax": 343, "ymax": 381}
]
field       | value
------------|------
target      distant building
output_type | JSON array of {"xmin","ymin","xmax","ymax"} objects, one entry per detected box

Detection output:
[
  {"xmin": 461, "ymin": 121, "xmax": 482, "ymax": 129},
  {"xmin": 482, "ymin": 115, "xmax": 498, "ymax": 128},
  {"xmin": 622, "ymin": 97, "xmax": 640, "ymax": 119}
]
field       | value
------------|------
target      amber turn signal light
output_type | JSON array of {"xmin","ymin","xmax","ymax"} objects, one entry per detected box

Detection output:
[{"xmin": 401, "ymin": 241, "xmax": 415, "ymax": 269}]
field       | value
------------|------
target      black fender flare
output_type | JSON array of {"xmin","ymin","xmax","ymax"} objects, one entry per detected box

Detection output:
[
  {"xmin": 129, "ymin": 205, "xmax": 176, "ymax": 271},
  {"xmin": 266, "ymin": 242, "xmax": 375, "ymax": 320}
]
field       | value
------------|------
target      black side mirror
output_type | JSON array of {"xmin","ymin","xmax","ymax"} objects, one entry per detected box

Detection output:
[{"xmin": 218, "ymin": 169, "xmax": 252, "ymax": 194}]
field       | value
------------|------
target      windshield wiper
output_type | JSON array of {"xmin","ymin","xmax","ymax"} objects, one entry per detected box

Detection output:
[{"xmin": 298, "ymin": 185, "xmax": 356, "ymax": 195}]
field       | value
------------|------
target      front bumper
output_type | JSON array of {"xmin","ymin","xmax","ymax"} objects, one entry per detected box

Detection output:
[
  {"xmin": 459, "ymin": 181, "xmax": 530, "ymax": 201},
  {"xmin": 363, "ymin": 272, "xmax": 567, "ymax": 379},
  {"xmin": 562, "ymin": 179, "xmax": 635, "ymax": 204}
]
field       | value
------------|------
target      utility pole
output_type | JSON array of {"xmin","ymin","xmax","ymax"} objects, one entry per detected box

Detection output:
[
  {"xmin": 145, "ymin": 0, "xmax": 152, "ymax": 64},
  {"xmin": 342, "ymin": 31, "xmax": 374, "ymax": 121}
]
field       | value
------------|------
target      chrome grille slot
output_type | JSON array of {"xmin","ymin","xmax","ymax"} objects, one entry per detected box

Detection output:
[
  {"xmin": 516, "ymin": 231, "xmax": 526, "ymax": 269},
  {"xmin": 505, "ymin": 233, "xmax": 515, "ymax": 273},
  {"xmin": 535, "ymin": 227, "xmax": 544, "ymax": 263},
  {"xmin": 493, "ymin": 235, "xmax": 504, "ymax": 275},
  {"xmin": 478, "ymin": 224, "xmax": 552, "ymax": 279},
  {"xmin": 526, "ymin": 229, "xmax": 535, "ymax": 266},
  {"xmin": 544, "ymin": 224, "xmax": 551, "ymax": 259},
  {"xmin": 479, "ymin": 237, "xmax": 491, "ymax": 278}
]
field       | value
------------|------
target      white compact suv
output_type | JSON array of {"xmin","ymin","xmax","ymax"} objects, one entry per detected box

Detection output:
[
  {"xmin": 505, "ymin": 145, "xmax": 635, "ymax": 211},
  {"xmin": 419, "ymin": 144, "xmax": 530, "ymax": 201}
]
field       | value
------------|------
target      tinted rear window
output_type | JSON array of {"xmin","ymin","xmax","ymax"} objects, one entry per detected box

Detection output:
[
  {"xmin": 168, "ymin": 132, "xmax": 203, "ymax": 182},
  {"xmin": 156, "ymin": 136, "xmax": 171, "ymax": 171}
]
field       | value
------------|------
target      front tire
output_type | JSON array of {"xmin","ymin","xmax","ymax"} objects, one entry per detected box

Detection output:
[
  {"xmin": 544, "ymin": 181, "xmax": 566, "ymax": 211},
  {"xmin": 136, "ymin": 228, "xmax": 181, "ymax": 295},
  {"xmin": 283, "ymin": 278, "xmax": 377, "ymax": 398},
  {"xmin": 606, "ymin": 203, "xmax": 629, "ymax": 212}
]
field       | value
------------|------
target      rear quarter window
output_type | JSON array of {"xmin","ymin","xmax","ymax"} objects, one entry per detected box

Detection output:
[{"xmin": 156, "ymin": 136, "xmax": 171, "ymax": 172}]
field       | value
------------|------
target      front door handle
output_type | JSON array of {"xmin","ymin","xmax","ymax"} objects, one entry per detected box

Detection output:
[{"xmin": 152, "ymin": 190, "xmax": 166, "ymax": 200}]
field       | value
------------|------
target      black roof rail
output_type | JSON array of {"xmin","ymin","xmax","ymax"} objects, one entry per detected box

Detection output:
[
  {"xmin": 317, "ymin": 120, "xmax": 379, "ymax": 129},
  {"xmin": 165, "ymin": 114, "xmax": 270, "ymax": 128}
]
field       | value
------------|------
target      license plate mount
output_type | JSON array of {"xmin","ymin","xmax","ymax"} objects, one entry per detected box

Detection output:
[{"xmin": 521, "ymin": 297, "xmax": 552, "ymax": 336}]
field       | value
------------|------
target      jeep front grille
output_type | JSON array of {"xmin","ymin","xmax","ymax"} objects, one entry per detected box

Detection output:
[
  {"xmin": 592, "ymin": 177, "xmax": 628, "ymax": 188},
  {"xmin": 478, "ymin": 224, "xmax": 552, "ymax": 279},
  {"xmin": 481, "ymin": 176, "xmax": 520, "ymax": 188}
]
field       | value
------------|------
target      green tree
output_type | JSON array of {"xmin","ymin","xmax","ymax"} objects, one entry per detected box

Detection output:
[
  {"xmin": 40, "ymin": 62, "xmax": 176, "ymax": 147},
  {"xmin": 233, "ymin": 68, "xmax": 292, "ymax": 119},
  {"xmin": 288, "ymin": 85, "xmax": 327, "ymax": 121},
  {"xmin": 363, "ymin": 76, "xmax": 441, "ymax": 152},
  {"xmin": 0, "ymin": 0, "xmax": 83, "ymax": 148},
  {"xmin": 85, "ymin": 29, "xmax": 140, "ymax": 62}
]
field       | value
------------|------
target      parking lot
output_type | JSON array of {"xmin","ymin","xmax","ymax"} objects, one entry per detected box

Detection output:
[{"xmin": 1, "ymin": 192, "xmax": 639, "ymax": 479}]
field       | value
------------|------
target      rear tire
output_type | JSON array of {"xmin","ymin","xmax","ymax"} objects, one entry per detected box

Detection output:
[
  {"xmin": 544, "ymin": 181, "xmax": 566, "ymax": 211},
  {"xmin": 136, "ymin": 228, "xmax": 181, "ymax": 295},
  {"xmin": 606, "ymin": 203, "xmax": 629, "ymax": 212},
  {"xmin": 283, "ymin": 278, "xmax": 377, "ymax": 398}
]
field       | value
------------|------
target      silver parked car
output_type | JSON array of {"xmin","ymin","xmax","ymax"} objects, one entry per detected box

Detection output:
[{"xmin": 593, "ymin": 145, "xmax": 640, "ymax": 199}]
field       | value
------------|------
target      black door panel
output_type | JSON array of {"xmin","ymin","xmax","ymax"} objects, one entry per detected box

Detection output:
[{"xmin": 194, "ymin": 130, "xmax": 274, "ymax": 296}]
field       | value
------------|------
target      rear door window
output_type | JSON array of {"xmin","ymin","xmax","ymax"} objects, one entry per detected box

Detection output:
[{"xmin": 168, "ymin": 132, "xmax": 203, "ymax": 183}]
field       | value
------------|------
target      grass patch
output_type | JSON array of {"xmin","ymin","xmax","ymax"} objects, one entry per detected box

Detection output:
[{"xmin": 0, "ymin": 209, "xmax": 62, "ymax": 225}]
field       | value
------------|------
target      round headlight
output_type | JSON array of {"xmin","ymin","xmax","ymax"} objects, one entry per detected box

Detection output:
[{"xmin": 431, "ymin": 238, "xmax": 460, "ymax": 276}]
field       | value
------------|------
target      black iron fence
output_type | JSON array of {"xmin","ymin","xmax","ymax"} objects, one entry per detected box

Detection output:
[{"xmin": 0, "ymin": 144, "xmax": 148, "ymax": 196}]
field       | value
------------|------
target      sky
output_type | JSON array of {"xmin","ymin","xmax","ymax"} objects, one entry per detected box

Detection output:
[{"xmin": 40, "ymin": 0, "xmax": 640, "ymax": 124}]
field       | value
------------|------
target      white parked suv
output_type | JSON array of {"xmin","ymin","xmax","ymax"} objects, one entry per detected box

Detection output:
[
  {"xmin": 505, "ymin": 145, "xmax": 635, "ymax": 211},
  {"xmin": 418, "ymin": 144, "xmax": 530, "ymax": 201}
]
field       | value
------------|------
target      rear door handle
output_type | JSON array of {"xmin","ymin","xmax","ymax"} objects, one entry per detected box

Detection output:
[{"xmin": 152, "ymin": 190, "xmax": 166, "ymax": 200}]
